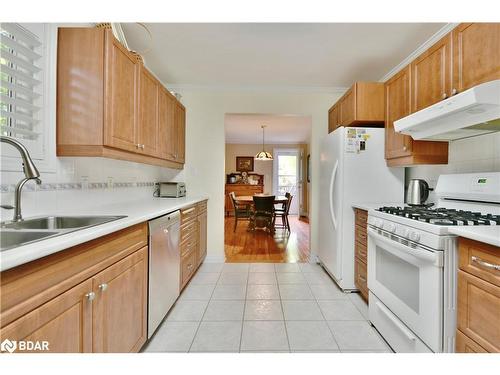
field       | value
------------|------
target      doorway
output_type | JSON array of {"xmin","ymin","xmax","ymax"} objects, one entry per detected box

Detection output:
[{"xmin": 272, "ymin": 148, "xmax": 302, "ymax": 215}]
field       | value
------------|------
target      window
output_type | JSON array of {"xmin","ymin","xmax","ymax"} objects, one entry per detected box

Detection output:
[{"xmin": 1, "ymin": 23, "xmax": 45, "ymax": 160}]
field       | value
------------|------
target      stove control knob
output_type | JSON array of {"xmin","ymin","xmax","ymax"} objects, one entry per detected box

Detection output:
[
  {"xmin": 409, "ymin": 231, "xmax": 421, "ymax": 242},
  {"xmin": 387, "ymin": 223, "xmax": 396, "ymax": 233}
]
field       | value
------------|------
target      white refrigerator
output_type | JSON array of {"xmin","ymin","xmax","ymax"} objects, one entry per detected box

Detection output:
[{"xmin": 318, "ymin": 127, "xmax": 404, "ymax": 291}]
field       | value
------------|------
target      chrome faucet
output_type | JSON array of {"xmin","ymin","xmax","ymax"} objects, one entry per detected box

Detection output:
[{"xmin": 0, "ymin": 136, "xmax": 42, "ymax": 221}]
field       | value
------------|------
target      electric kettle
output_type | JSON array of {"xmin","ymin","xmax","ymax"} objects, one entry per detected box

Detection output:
[{"xmin": 407, "ymin": 179, "xmax": 433, "ymax": 206}]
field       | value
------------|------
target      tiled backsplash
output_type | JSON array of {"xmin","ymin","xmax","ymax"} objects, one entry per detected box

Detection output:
[{"xmin": 405, "ymin": 132, "xmax": 500, "ymax": 202}]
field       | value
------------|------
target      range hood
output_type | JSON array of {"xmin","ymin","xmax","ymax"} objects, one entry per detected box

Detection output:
[{"xmin": 394, "ymin": 79, "xmax": 500, "ymax": 141}]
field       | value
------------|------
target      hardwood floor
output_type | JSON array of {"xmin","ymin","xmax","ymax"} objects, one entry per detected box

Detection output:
[{"xmin": 224, "ymin": 215, "xmax": 310, "ymax": 263}]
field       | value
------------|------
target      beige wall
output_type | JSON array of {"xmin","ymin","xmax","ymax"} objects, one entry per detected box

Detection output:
[
  {"xmin": 225, "ymin": 143, "xmax": 309, "ymax": 215},
  {"xmin": 177, "ymin": 89, "xmax": 342, "ymax": 262}
]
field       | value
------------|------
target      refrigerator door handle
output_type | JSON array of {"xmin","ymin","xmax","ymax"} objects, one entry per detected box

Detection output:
[{"xmin": 328, "ymin": 160, "xmax": 339, "ymax": 230}]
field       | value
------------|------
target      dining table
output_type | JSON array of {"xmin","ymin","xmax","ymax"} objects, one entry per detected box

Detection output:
[{"xmin": 234, "ymin": 195, "xmax": 288, "ymax": 204}]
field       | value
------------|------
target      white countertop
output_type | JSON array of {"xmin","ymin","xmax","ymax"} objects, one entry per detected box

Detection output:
[
  {"xmin": 448, "ymin": 226, "xmax": 500, "ymax": 248},
  {"xmin": 0, "ymin": 195, "xmax": 208, "ymax": 271},
  {"xmin": 351, "ymin": 202, "xmax": 404, "ymax": 212}
]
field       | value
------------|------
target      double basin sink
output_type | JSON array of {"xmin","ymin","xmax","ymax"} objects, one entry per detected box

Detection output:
[{"xmin": 0, "ymin": 215, "xmax": 127, "ymax": 251}]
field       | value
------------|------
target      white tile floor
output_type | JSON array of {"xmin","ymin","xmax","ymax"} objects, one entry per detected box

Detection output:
[{"xmin": 142, "ymin": 262, "xmax": 393, "ymax": 353}]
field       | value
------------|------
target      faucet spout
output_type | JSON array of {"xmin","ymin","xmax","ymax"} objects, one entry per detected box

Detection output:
[{"xmin": 1, "ymin": 136, "xmax": 42, "ymax": 222}]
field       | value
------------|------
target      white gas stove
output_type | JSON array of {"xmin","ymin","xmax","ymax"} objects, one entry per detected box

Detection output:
[{"xmin": 367, "ymin": 172, "xmax": 500, "ymax": 353}]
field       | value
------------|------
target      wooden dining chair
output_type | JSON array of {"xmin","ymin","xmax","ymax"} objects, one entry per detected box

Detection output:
[
  {"xmin": 274, "ymin": 192, "xmax": 293, "ymax": 232},
  {"xmin": 229, "ymin": 192, "xmax": 251, "ymax": 232},
  {"xmin": 249, "ymin": 195, "xmax": 275, "ymax": 234}
]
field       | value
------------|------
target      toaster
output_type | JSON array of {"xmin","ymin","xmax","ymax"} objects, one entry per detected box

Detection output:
[{"xmin": 155, "ymin": 182, "xmax": 186, "ymax": 198}]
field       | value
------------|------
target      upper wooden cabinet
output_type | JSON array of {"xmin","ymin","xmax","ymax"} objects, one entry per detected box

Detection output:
[
  {"xmin": 411, "ymin": 34, "xmax": 452, "ymax": 112},
  {"xmin": 385, "ymin": 66, "xmax": 413, "ymax": 160},
  {"xmin": 328, "ymin": 103, "xmax": 340, "ymax": 133},
  {"xmin": 328, "ymin": 82, "xmax": 384, "ymax": 133},
  {"xmin": 138, "ymin": 67, "xmax": 160, "ymax": 157},
  {"xmin": 57, "ymin": 27, "xmax": 185, "ymax": 169},
  {"xmin": 452, "ymin": 23, "xmax": 500, "ymax": 93}
]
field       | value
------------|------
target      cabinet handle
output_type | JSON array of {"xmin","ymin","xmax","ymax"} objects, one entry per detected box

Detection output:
[
  {"xmin": 451, "ymin": 88, "xmax": 458, "ymax": 95},
  {"xmin": 359, "ymin": 275, "xmax": 367, "ymax": 282},
  {"xmin": 471, "ymin": 256, "xmax": 500, "ymax": 271},
  {"xmin": 85, "ymin": 292, "xmax": 96, "ymax": 301},
  {"xmin": 141, "ymin": 144, "xmax": 145, "ymax": 149},
  {"xmin": 442, "ymin": 93, "xmax": 447, "ymax": 99},
  {"xmin": 403, "ymin": 146, "xmax": 407, "ymax": 151},
  {"xmin": 187, "ymin": 263, "xmax": 193, "ymax": 270},
  {"xmin": 98, "ymin": 283, "xmax": 108, "ymax": 292},
  {"xmin": 136, "ymin": 144, "xmax": 140, "ymax": 149}
]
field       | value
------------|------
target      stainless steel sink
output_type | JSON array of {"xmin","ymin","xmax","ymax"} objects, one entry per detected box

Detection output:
[
  {"xmin": 1, "ymin": 215, "xmax": 127, "ymax": 230},
  {"xmin": 1, "ymin": 231, "xmax": 60, "ymax": 250},
  {"xmin": 0, "ymin": 215, "xmax": 127, "ymax": 251}
]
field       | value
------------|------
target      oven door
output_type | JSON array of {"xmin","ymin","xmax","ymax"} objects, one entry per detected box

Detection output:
[{"xmin": 367, "ymin": 226, "xmax": 443, "ymax": 352}]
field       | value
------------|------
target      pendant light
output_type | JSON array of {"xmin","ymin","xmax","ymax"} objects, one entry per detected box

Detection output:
[{"xmin": 255, "ymin": 125, "xmax": 273, "ymax": 160}]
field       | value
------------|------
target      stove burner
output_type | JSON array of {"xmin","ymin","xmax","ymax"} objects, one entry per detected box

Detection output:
[{"xmin": 376, "ymin": 206, "xmax": 500, "ymax": 226}]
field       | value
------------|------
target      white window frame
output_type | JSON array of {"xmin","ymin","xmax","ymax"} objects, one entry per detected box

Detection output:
[{"xmin": 1, "ymin": 23, "xmax": 57, "ymax": 173}]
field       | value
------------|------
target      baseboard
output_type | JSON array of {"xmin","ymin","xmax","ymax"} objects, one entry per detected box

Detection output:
[{"xmin": 203, "ymin": 254, "xmax": 226, "ymax": 263}]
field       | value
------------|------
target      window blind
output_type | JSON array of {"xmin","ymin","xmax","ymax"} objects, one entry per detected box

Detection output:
[{"xmin": 0, "ymin": 23, "xmax": 42, "ymax": 142}]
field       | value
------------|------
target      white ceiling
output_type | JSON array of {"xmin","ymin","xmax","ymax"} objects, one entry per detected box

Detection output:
[
  {"xmin": 225, "ymin": 114, "xmax": 312, "ymax": 144},
  {"xmin": 121, "ymin": 23, "xmax": 446, "ymax": 88}
]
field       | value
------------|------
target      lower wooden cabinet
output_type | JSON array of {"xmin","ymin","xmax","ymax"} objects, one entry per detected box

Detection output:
[
  {"xmin": 0, "ymin": 224, "xmax": 148, "ymax": 353},
  {"xmin": 92, "ymin": 246, "xmax": 148, "ymax": 353},
  {"xmin": 456, "ymin": 238, "xmax": 500, "ymax": 353},
  {"xmin": 180, "ymin": 200, "xmax": 208, "ymax": 290},
  {"xmin": 0, "ymin": 280, "xmax": 93, "ymax": 353},
  {"xmin": 354, "ymin": 208, "xmax": 369, "ymax": 301}
]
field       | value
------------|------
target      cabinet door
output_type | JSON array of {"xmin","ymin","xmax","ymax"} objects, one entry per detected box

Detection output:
[
  {"xmin": 138, "ymin": 67, "xmax": 160, "ymax": 157},
  {"xmin": 457, "ymin": 270, "xmax": 500, "ymax": 353},
  {"xmin": 456, "ymin": 330, "xmax": 488, "ymax": 353},
  {"xmin": 411, "ymin": 34, "xmax": 452, "ymax": 112},
  {"xmin": 0, "ymin": 280, "xmax": 92, "ymax": 353},
  {"xmin": 104, "ymin": 33, "xmax": 139, "ymax": 153},
  {"xmin": 197, "ymin": 211, "xmax": 208, "ymax": 265},
  {"xmin": 175, "ymin": 103, "xmax": 186, "ymax": 164},
  {"xmin": 340, "ymin": 87, "xmax": 355, "ymax": 125},
  {"xmin": 158, "ymin": 88, "xmax": 177, "ymax": 161},
  {"xmin": 385, "ymin": 66, "xmax": 413, "ymax": 160},
  {"xmin": 328, "ymin": 104, "xmax": 339, "ymax": 133},
  {"xmin": 92, "ymin": 247, "xmax": 148, "ymax": 353},
  {"xmin": 453, "ymin": 23, "xmax": 500, "ymax": 93}
]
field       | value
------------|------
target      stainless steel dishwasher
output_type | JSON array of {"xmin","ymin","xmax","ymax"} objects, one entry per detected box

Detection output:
[{"xmin": 148, "ymin": 210, "xmax": 180, "ymax": 338}]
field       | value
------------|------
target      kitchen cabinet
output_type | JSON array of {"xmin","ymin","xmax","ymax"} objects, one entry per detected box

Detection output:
[
  {"xmin": 0, "ymin": 280, "xmax": 93, "ymax": 353},
  {"xmin": 225, "ymin": 184, "xmax": 264, "ymax": 216},
  {"xmin": 384, "ymin": 65, "xmax": 448, "ymax": 167},
  {"xmin": 138, "ymin": 67, "xmax": 160, "ymax": 157},
  {"xmin": 92, "ymin": 246, "xmax": 148, "ymax": 353},
  {"xmin": 180, "ymin": 201, "xmax": 208, "ymax": 290},
  {"xmin": 354, "ymin": 208, "xmax": 368, "ymax": 301},
  {"xmin": 57, "ymin": 27, "xmax": 185, "ymax": 169},
  {"xmin": 452, "ymin": 23, "xmax": 500, "ymax": 94},
  {"xmin": 328, "ymin": 103, "xmax": 340, "ymax": 133},
  {"xmin": 0, "ymin": 223, "xmax": 148, "ymax": 353},
  {"xmin": 411, "ymin": 34, "xmax": 452, "ymax": 112},
  {"xmin": 328, "ymin": 82, "xmax": 384, "ymax": 133},
  {"xmin": 456, "ymin": 237, "xmax": 500, "ymax": 353}
]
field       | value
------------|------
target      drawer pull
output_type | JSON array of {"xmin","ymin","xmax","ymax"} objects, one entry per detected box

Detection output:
[
  {"xmin": 85, "ymin": 292, "xmax": 96, "ymax": 301},
  {"xmin": 359, "ymin": 275, "xmax": 367, "ymax": 282},
  {"xmin": 183, "ymin": 207, "xmax": 196, "ymax": 214},
  {"xmin": 98, "ymin": 283, "xmax": 108, "ymax": 292},
  {"xmin": 471, "ymin": 256, "xmax": 500, "ymax": 271}
]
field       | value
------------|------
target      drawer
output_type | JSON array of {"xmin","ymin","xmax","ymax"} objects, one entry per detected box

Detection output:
[
  {"xmin": 180, "ymin": 251, "xmax": 197, "ymax": 289},
  {"xmin": 457, "ymin": 270, "xmax": 500, "ymax": 352},
  {"xmin": 456, "ymin": 330, "xmax": 488, "ymax": 353},
  {"xmin": 355, "ymin": 209, "xmax": 368, "ymax": 227},
  {"xmin": 180, "ymin": 205, "xmax": 197, "ymax": 224},
  {"xmin": 354, "ymin": 257, "xmax": 368, "ymax": 301},
  {"xmin": 355, "ymin": 240, "xmax": 367, "ymax": 263},
  {"xmin": 459, "ymin": 238, "xmax": 500, "ymax": 287},
  {"xmin": 181, "ymin": 220, "xmax": 198, "ymax": 241},
  {"xmin": 355, "ymin": 224, "xmax": 367, "ymax": 247},
  {"xmin": 181, "ymin": 238, "xmax": 198, "ymax": 257}
]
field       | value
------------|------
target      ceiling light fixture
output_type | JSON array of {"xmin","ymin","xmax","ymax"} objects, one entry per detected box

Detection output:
[{"xmin": 255, "ymin": 125, "xmax": 273, "ymax": 161}]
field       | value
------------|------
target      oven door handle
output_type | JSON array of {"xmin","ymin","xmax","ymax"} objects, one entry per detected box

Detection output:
[
  {"xmin": 375, "ymin": 301, "xmax": 416, "ymax": 342},
  {"xmin": 368, "ymin": 227, "xmax": 442, "ymax": 266}
]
